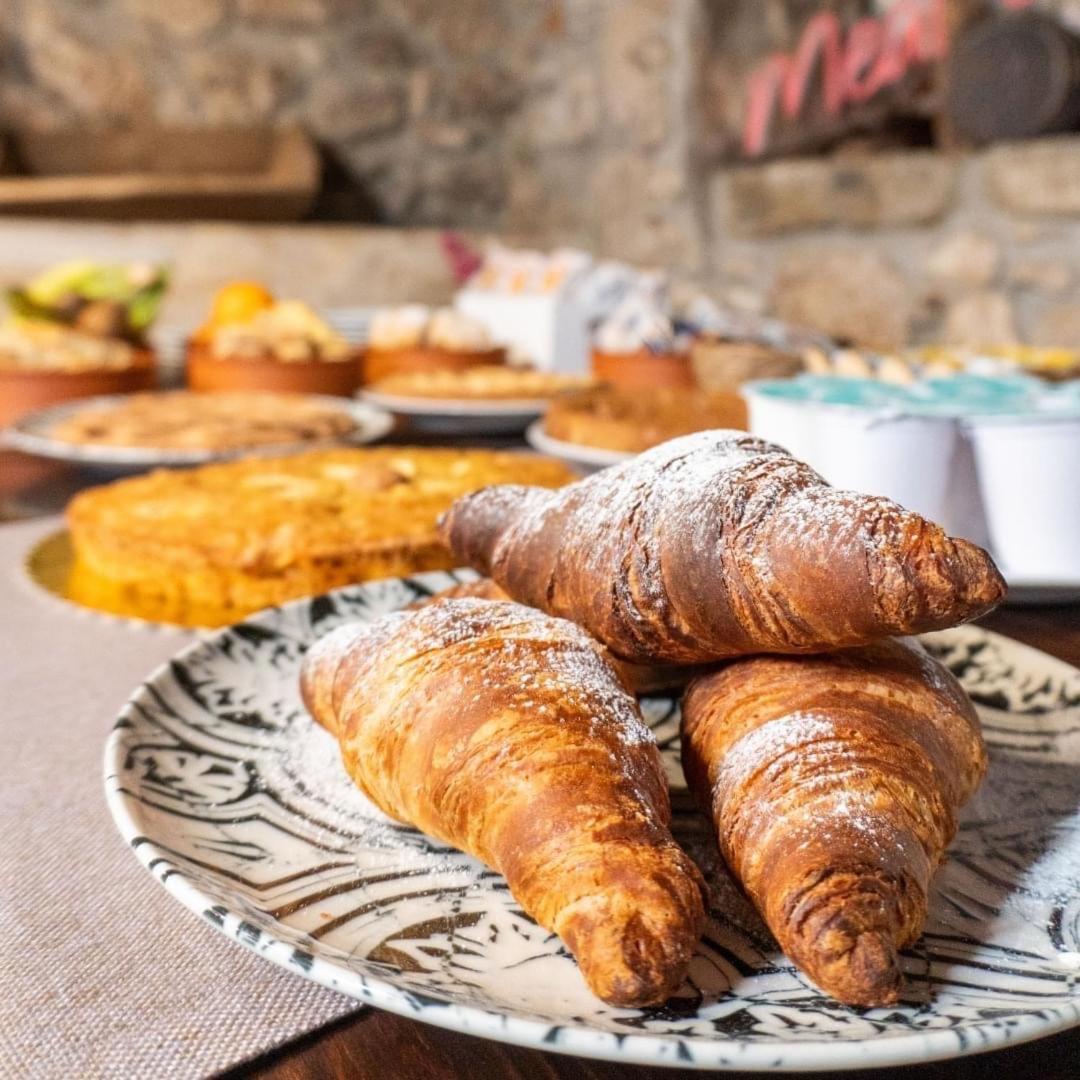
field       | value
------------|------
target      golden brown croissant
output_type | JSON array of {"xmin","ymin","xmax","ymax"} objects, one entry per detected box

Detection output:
[
  {"xmin": 406, "ymin": 578, "xmax": 509, "ymax": 607},
  {"xmin": 300, "ymin": 597, "xmax": 708, "ymax": 1006},
  {"xmin": 439, "ymin": 431, "xmax": 1005, "ymax": 665},
  {"xmin": 407, "ymin": 579, "xmax": 704, "ymax": 695},
  {"xmin": 681, "ymin": 637, "xmax": 987, "ymax": 1006}
]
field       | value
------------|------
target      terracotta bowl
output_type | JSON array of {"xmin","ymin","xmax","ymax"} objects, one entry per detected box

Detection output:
[
  {"xmin": 186, "ymin": 341, "xmax": 362, "ymax": 397},
  {"xmin": 0, "ymin": 348, "xmax": 157, "ymax": 427},
  {"xmin": 361, "ymin": 345, "xmax": 506, "ymax": 385},
  {"xmin": 591, "ymin": 348, "xmax": 696, "ymax": 390}
]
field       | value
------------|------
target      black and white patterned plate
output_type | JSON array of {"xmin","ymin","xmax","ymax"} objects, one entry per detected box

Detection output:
[{"xmin": 104, "ymin": 572, "xmax": 1080, "ymax": 1071}]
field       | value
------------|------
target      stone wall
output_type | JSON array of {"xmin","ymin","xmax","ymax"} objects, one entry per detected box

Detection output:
[
  {"xmin": 708, "ymin": 139, "xmax": 1080, "ymax": 349},
  {"xmin": 0, "ymin": 0, "xmax": 700, "ymax": 262},
  {"xmin": 1, "ymin": 1, "xmax": 1080, "ymax": 346}
]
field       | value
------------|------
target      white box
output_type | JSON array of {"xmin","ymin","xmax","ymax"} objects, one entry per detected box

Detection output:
[{"xmin": 454, "ymin": 290, "xmax": 591, "ymax": 374}]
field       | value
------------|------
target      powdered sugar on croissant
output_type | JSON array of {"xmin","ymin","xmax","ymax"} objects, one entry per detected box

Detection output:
[
  {"xmin": 300, "ymin": 598, "xmax": 707, "ymax": 1007},
  {"xmin": 681, "ymin": 637, "xmax": 987, "ymax": 1006},
  {"xmin": 440, "ymin": 430, "xmax": 1006, "ymax": 664}
]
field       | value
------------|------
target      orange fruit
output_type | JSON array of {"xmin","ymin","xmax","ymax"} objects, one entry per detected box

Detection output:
[{"xmin": 208, "ymin": 282, "xmax": 275, "ymax": 327}]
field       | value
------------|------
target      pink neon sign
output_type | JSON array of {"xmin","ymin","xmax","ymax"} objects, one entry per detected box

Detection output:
[{"xmin": 742, "ymin": 0, "xmax": 1038, "ymax": 156}]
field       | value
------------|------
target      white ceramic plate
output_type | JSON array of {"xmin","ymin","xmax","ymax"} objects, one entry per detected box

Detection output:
[
  {"xmin": 362, "ymin": 390, "xmax": 550, "ymax": 436},
  {"xmin": 3, "ymin": 393, "xmax": 393, "ymax": 469},
  {"xmin": 524, "ymin": 420, "xmax": 633, "ymax": 472},
  {"xmin": 105, "ymin": 571, "xmax": 1080, "ymax": 1071}
]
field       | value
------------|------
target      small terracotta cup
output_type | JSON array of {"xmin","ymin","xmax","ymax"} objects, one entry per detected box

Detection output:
[
  {"xmin": 0, "ymin": 348, "xmax": 157, "ymax": 426},
  {"xmin": 361, "ymin": 345, "xmax": 506, "ymax": 385},
  {"xmin": 591, "ymin": 348, "xmax": 695, "ymax": 390},
  {"xmin": 186, "ymin": 341, "xmax": 362, "ymax": 397}
]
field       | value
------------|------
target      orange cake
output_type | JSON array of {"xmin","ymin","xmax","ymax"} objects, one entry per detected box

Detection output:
[
  {"xmin": 543, "ymin": 384, "xmax": 747, "ymax": 454},
  {"xmin": 66, "ymin": 447, "xmax": 575, "ymax": 626}
]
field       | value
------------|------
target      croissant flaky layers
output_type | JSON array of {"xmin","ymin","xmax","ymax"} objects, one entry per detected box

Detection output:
[
  {"xmin": 440, "ymin": 430, "xmax": 1006, "ymax": 665},
  {"xmin": 681, "ymin": 638, "xmax": 987, "ymax": 1006},
  {"xmin": 301, "ymin": 598, "xmax": 708, "ymax": 1007}
]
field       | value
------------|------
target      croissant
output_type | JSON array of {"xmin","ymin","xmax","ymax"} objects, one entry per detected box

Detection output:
[
  {"xmin": 405, "ymin": 577, "xmax": 510, "ymax": 608},
  {"xmin": 408, "ymin": 579, "xmax": 704, "ymax": 695},
  {"xmin": 301, "ymin": 597, "xmax": 707, "ymax": 1006},
  {"xmin": 680, "ymin": 637, "xmax": 987, "ymax": 1006},
  {"xmin": 440, "ymin": 431, "xmax": 1005, "ymax": 665}
]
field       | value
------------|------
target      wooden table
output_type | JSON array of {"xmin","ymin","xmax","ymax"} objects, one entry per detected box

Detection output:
[{"xmin": 5, "ymin": 456, "xmax": 1078, "ymax": 1080}]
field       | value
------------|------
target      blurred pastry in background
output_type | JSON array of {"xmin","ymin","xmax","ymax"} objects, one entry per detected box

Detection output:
[
  {"xmin": 803, "ymin": 347, "xmax": 937, "ymax": 385},
  {"xmin": 919, "ymin": 344, "xmax": 1080, "ymax": 382},
  {"xmin": 369, "ymin": 366, "xmax": 593, "ymax": 402},
  {"xmin": 187, "ymin": 282, "xmax": 359, "ymax": 396},
  {"xmin": 66, "ymin": 447, "xmax": 576, "ymax": 627},
  {"xmin": 804, "ymin": 344, "xmax": 1080, "ymax": 386},
  {"xmin": 47, "ymin": 390, "xmax": 359, "ymax": 452},
  {"xmin": 590, "ymin": 277, "xmax": 696, "ymax": 389},
  {"xmin": 363, "ymin": 305, "xmax": 506, "ymax": 383},
  {"xmin": 0, "ymin": 261, "xmax": 165, "ymax": 423},
  {"xmin": 7, "ymin": 260, "xmax": 169, "ymax": 345},
  {"xmin": 368, "ymin": 304, "xmax": 433, "ymax": 350},
  {"xmin": 0, "ymin": 322, "xmax": 142, "ymax": 374},
  {"xmin": 543, "ymin": 384, "xmax": 747, "ymax": 453},
  {"xmin": 690, "ymin": 338, "xmax": 802, "ymax": 392}
]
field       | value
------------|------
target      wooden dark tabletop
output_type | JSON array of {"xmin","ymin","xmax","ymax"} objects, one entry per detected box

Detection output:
[{"xmin": 233, "ymin": 603, "xmax": 1080, "ymax": 1080}]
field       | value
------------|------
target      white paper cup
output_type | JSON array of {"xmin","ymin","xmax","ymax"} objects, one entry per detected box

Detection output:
[
  {"xmin": 743, "ymin": 384, "xmax": 821, "ymax": 469},
  {"xmin": 815, "ymin": 407, "xmax": 959, "ymax": 526},
  {"xmin": 940, "ymin": 431, "xmax": 992, "ymax": 548},
  {"xmin": 968, "ymin": 414, "xmax": 1080, "ymax": 581}
]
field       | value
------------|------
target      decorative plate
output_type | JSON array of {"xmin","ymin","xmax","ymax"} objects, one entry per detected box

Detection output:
[
  {"xmin": 105, "ymin": 572, "xmax": 1080, "ymax": 1071},
  {"xmin": 361, "ymin": 390, "xmax": 551, "ymax": 436},
  {"xmin": 3, "ymin": 393, "xmax": 393, "ymax": 470},
  {"xmin": 525, "ymin": 420, "xmax": 632, "ymax": 472}
]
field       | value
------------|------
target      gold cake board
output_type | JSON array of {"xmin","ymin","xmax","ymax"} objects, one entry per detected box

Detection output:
[{"xmin": 26, "ymin": 530, "xmax": 232, "ymax": 630}]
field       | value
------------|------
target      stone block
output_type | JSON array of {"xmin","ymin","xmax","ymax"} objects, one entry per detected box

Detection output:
[
  {"xmin": 1009, "ymin": 258, "xmax": 1073, "ymax": 295},
  {"xmin": 518, "ymin": 70, "xmax": 600, "ymax": 148},
  {"xmin": 771, "ymin": 247, "xmax": 911, "ymax": 349},
  {"xmin": 589, "ymin": 152, "xmax": 702, "ymax": 271},
  {"xmin": 235, "ymin": 0, "xmax": 341, "ymax": 24},
  {"xmin": 928, "ymin": 231, "xmax": 1000, "ymax": 289},
  {"xmin": 719, "ymin": 152, "xmax": 959, "ymax": 237},
  {"xmin": 22, "ymin": 6, "xmax": 149, "ymax": 118},
  {"xmin": 943, "ymin": 292, "xmax": 1018, "ymax": 345},
  {"xmin": 985, "ymin": 136, "xmax": 1080, "ymax": 216},
  {"xmin": 162, "ymin": 49, "xmax": 290, "ymax": 124},
  {"xmin": 124, "ymin": 0, "xmax": 223, "ymax": 39},
  {"xmin": 601, "ymin": 0, "xmax": 677, "ymax": 150},
  {"xmin": 1033, "ymin": 302, "xmax": 1080, "ymax": 348},
  {"xmin": 307, "ymin": 75, "xmax": 405, "ymax": 141}
]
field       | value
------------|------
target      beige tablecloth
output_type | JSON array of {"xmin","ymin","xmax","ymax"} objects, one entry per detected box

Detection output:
[{"xmin": 0, "ymin": 518, "xmax": 358, "ymax": 1079}]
